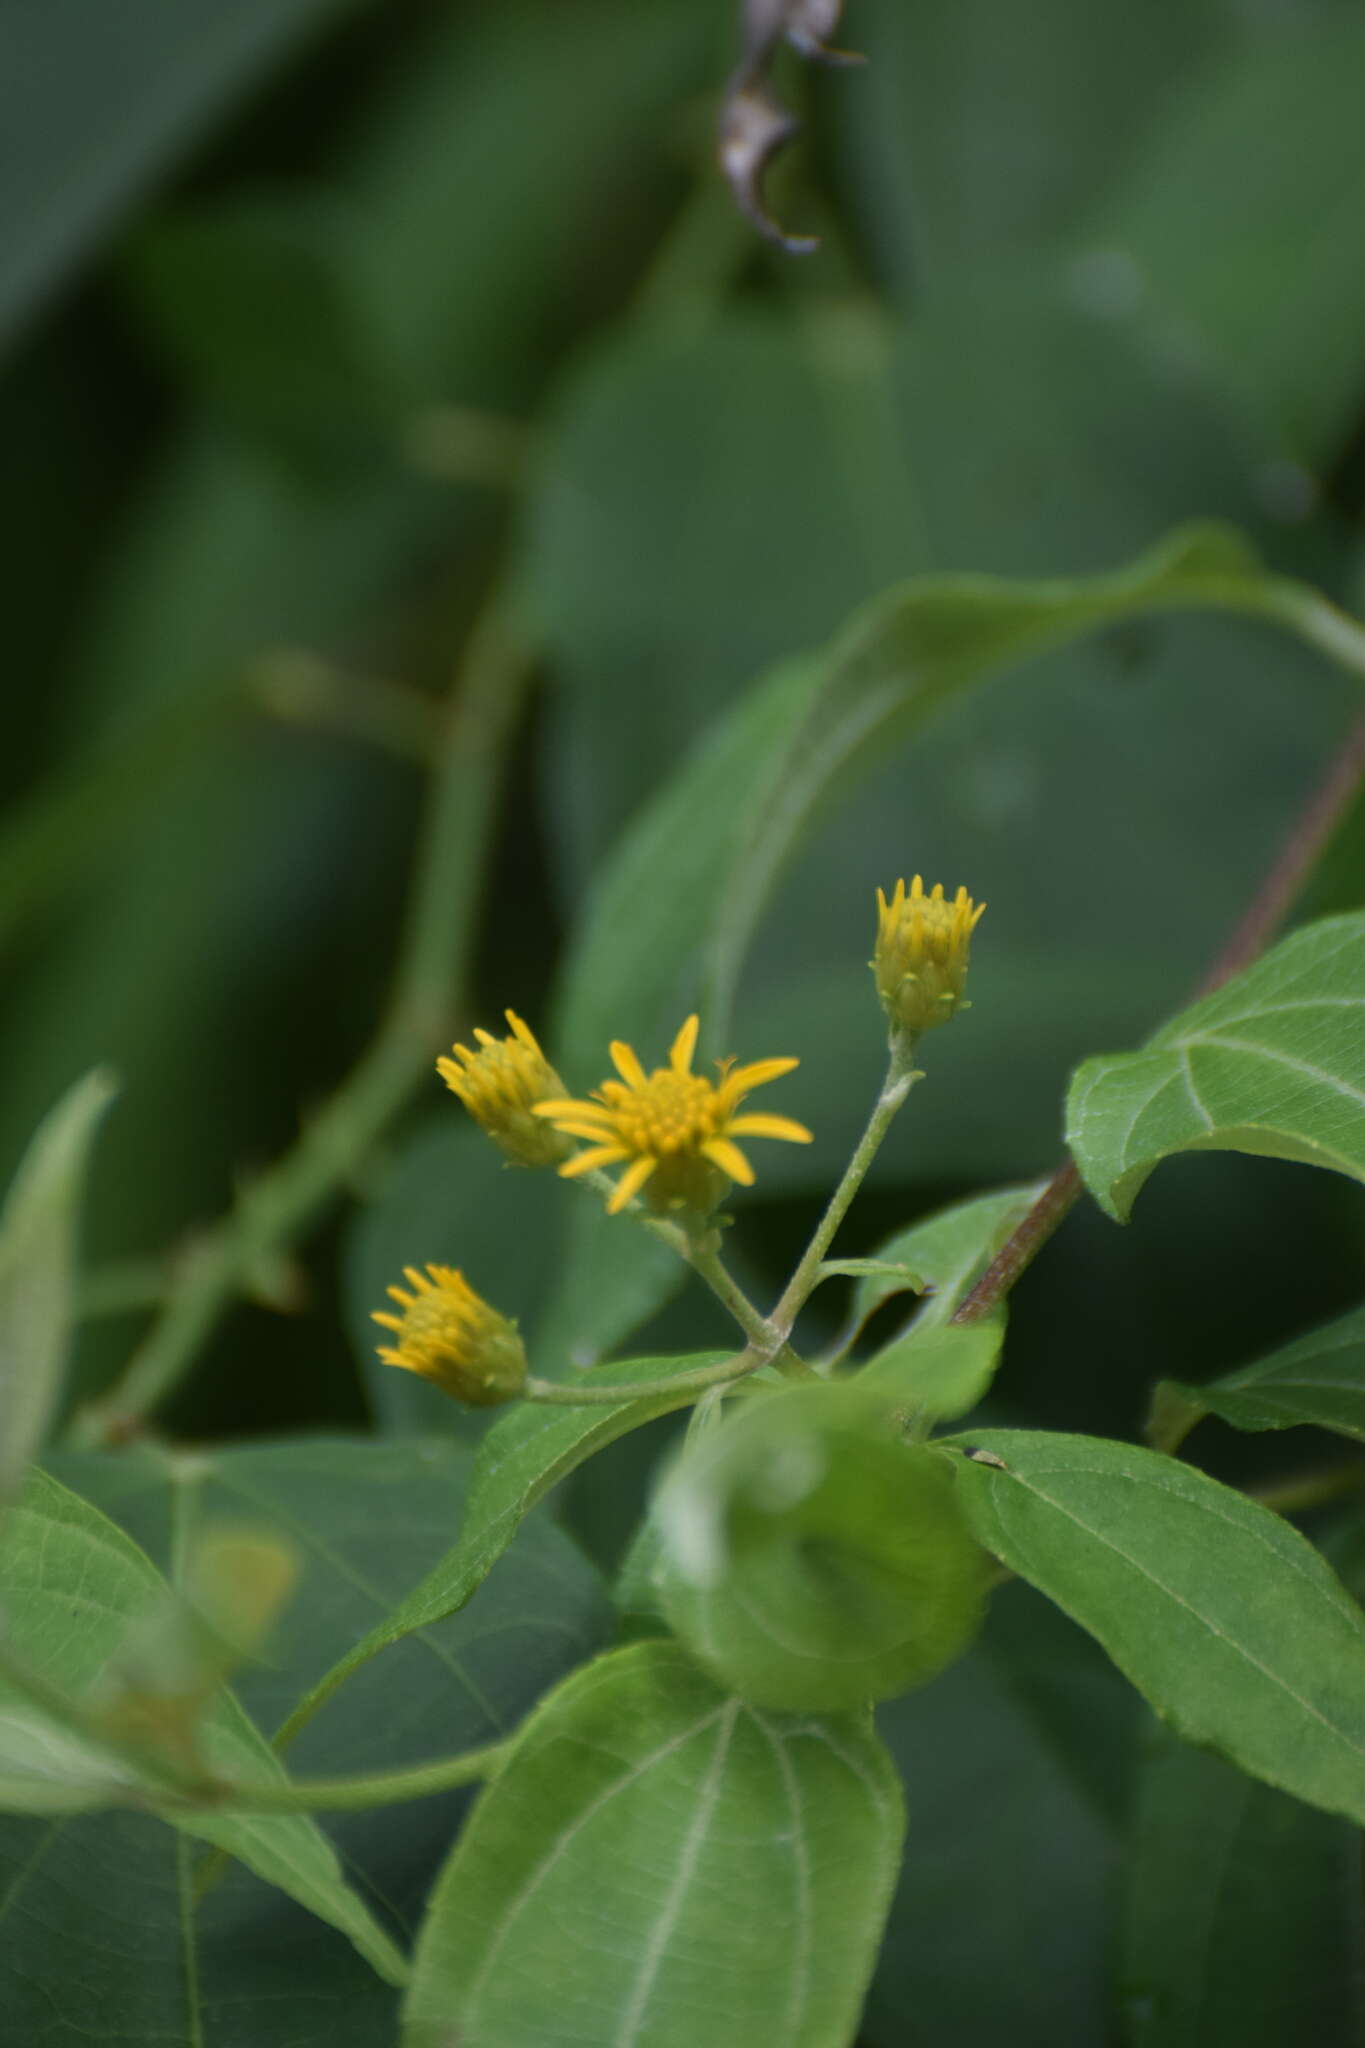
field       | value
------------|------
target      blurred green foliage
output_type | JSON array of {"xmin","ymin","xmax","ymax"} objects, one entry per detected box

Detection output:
[{"xmin": 5, "ymin": 0, "xmax": 1365, "ymax": 2037}]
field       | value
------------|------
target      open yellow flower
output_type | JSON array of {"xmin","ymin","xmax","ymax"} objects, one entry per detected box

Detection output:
[
  {"xmin": 533, "ymin": 1015, "xmax": 812, "ymax": 1216},
  {"xmin": 436, "ymin": 1010, "xmax": 571, "ymax": 1168},
  {"xmin": 372, "ymin": 1264, "xmax": 527, "ymax": 1406},
  {"xmin": 873, "ymin": 877, "xmax": 985, "ymax": 1036}
]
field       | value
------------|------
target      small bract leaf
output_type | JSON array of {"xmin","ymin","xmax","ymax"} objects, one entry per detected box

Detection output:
[
  {"xmin": 1067, "ymin": 913, "xmax": 1365, "ymax": 1221},
  {"xmin": 851, "ymin": 1182, "xmax": 1044, "ymax": 1336},
  {"xmin": 860, "ymin": 1323, "xmax": 1003, "ymax": 1425},
  {"xmin": 655, "ymin": 1386, "xmax": 989, "ymax": 1710},
  {"xmin": 0, "ymin": 1068, "xmax": 116, "ymax": 1504}
]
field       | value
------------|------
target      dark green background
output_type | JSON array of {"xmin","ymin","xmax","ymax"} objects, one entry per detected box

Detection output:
[{"xmin": 4, "ymin": 4, "xmax": 1365, "ymax": 2042}]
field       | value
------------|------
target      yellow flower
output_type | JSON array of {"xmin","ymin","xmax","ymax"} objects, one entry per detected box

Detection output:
[
  {"xmin": 873, "ymin": 876, "xmax": 985, "ymax": 1036},
  {"xmin": 436, "ymin": 1010, "xmax": 572, "ymax": 1168},
  {"xmin": 372, "ymin": 1264, "xmax": 527, "ymax": 1406},
  {"xmin": 533, "ymin": 1015, "xmax": 812, "ymax": 1217}
]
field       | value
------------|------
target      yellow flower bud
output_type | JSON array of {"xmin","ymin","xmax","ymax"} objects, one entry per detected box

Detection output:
[
  {"xmin": 372, "ymin": 1264, "xmax": 527, "ymax": 1407},
  {"xmin": 436, "ymin": 1010, "xmax": 572, "ymax": 1168},
  {"xmin": 873, "ymin": 877, "xmax": 985, "ymax": 1037}
]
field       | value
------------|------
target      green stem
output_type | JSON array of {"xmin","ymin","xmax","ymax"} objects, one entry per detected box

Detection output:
[
  {"xmin": 577, "ymin": 1167, "xmax": 776, "ymax": 1351},
  {"xmin": 77, "ymin": 1260, "xmax": 173, "ymax": 1322},
  {"xmin": 525, "ymin": 1350, "xmax": 757, "ymax": 1407},
  {"xmin": 252, "ymin": 651, "xmax": 442, "ymax": 764},
  {"xmin": 681, "ymin": 1241, "xmax": 776, "ymax": 1351},
  {"xmin": 1246, "ymin": 1460, "xmax": 1365, "ymax": 1518},
  {"xmin": 766, "ymin": 1035, "xmax": 921, "ymax": 1345},
  {"xmin": 70, "ymin": 595, "xmax": 536, "ymax": 1446},
  {"xmin": 174, "ymin": 1737, "xmax": 511, "ymax": 1815}
]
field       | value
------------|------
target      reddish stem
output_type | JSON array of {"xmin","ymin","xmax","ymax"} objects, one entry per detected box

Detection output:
[{"xmin": 951, "ymin": 712, "xmax": 1365, "ymax": 1326}]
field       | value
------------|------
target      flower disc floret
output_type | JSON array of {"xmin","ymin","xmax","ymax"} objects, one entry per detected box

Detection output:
[
  {"xmin": 436, "ymin": 1010, "xmax": 571, "ymax": 1167},
  {"xmin": 372, "ymin": 1263, "xmax": 527, "ymax": 1406},
  {"xmin": 874, "ymin": 876, "xmax": 985, "ymax": 1037},
  {"xmin": 533, "ymin": 1014, "xmax": 812, "ymax": 1217}
]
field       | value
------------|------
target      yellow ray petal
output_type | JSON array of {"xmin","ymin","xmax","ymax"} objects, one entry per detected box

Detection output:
[
  {"xmin": 532, "ymin": 1097, "xmax": 607, "ymax": 1121},
  {"xmin": 718, "ymin": 1055, "xmax": 799, "ymax": 1100},
  {"xmin": 670, "ymin": 1014, "xmax": 700, "ymax": 1074},
  {"xmin": 558, "ymin": 1144, "xmax": 631, "ymax": 1179},
  {"xmin": 724, "ymin": 1113, "xmax": 813, "ymax": 1144},
  {"xmin": 548, "ymin": 1120, "xmax": 625, "ymax": 1143},
  {"xmin": 702, "ymin": 1137, "xmax": 755, "ymax": 1185},
  {"xmin": 607, "ymin": 1154, "xmax": 658, "ymax": 1213},
  {"xmin": 609, "ymin": 1041, "xmax": 649, "ymax": 1089}
]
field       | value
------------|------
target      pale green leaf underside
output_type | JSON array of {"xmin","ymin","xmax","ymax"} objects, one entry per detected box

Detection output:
[
  {"xmin": 1067, "ymin": 913, "xmax": 1365, "ymax": 1220},
  {"xmin": 951, "ymin": 1430, "xmax": 1365, "ymax": 1827},
  {"xmin": 403, "ymin": 1641, "xmax": 904, "ymax": 2048},
  {"xmin": 0, "ymin": 1468, "xmax": 407, "ymax": 1984},
  {"xmin": 0, "ymin": 1069, "xmax": 116, "ymax": 1502},
  {"xmin": 286, "ymin": 1354, "xmax": 727, "ymax": 1736},
  {"xmin": 1162, "ymin": 1300, "xmax": 1365, "ymax": 1444}
]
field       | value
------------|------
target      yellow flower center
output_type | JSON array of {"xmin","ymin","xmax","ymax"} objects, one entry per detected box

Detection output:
[{"xmin": 608, "ymin": 1072, "xmax": 717, "ymax": 1156}]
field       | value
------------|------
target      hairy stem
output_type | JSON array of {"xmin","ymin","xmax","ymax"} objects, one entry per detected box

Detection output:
[
  {"xmin": 952, "ymin": 710, "xmax": 1365, "ymax": 1328},
  {"xmin": 526, "ymin": 1349, "xmax": 757, "ymax": 1407},
  {"xmin": 577, "ymin": 1167, "xmax": 776, "ymax": 1351},
  {"xmin": 173, "ymin": 1737, "xmax": 511, "ymax": 1815},
  {"xmin": 766, "ymin": 1033, "xmax": 921, "ymax": 1346}
]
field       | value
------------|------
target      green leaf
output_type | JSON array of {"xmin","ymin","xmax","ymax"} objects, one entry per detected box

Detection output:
[
  {"xmin": 1087, "ymin": 10, "xmax": 1365, "ymax": 460},
  {"xmin": 283, "ymin": 1357, "xmax": 726, "ymax": 1735},
  {"xmin": 402, "ymin": 1641, "xmax": 905, "ymax": 2048},
  {"xmin": 655, "ymin": 1388, "xmax": 988, "ymax": 1709},
  {"xmin": 0, "ymin": 1069, "xmax": 116, "ymax": 1501},
  {"xmin": 0, "ymin": 1467, "xmax": 406, "ymax": 1984},
  {"xmin": 842, "ymin": 0, "xmax": 1224, "ymax": 290},
  {"xmin": 820, "ymin": 1256, "xmax": 928, "ymax": 1290},
  {"xmin": 0, "ymin": 0, "xmax": 364, "ymax": 349},
  {"xmin": 864, "ymin": 1587, "xmax": 1126, "ymax": 2048},
  {"xmin": 860, "ymin": 1323, "xmax": 1004, "ymax": 1425},
  {"xmin": 851, "ymin": 1182, "xmax": 1044, "ymax": 1334},
  {"xmin": 951, "ymin": 1429, "xmax": 1365, "ymax": 1826},
  {"xmin": 1157, "ymin": 1300, "xmax": 1365, "ymax": 1447},
  {"xmin": 0, "ymin": 1706, "xmax": 143, "ymax": 1815},
  {"xmin": 61, "ymin": 1435, "xmax": 610, "ymax": 1806},
  {"xmin": 1068, "ymin": 912, "xmax": 1365, "ymax": 1222},
  {"xmin": 553, "ymin": 521, "xmax": 1365, "ymax": 1091},
  {"xmin": 124, "ymin": 193, "xmax": 408, "ymax": 456},
  {"xmin": 1122, "ymin": 1735, "xmax": 1365, "ymax": 2048},
  {"xmin": 0, "ymin": 1434, "xmax": 610, "ymax": 2041}
]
